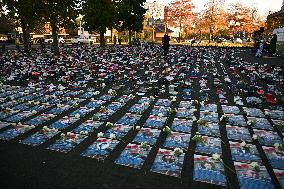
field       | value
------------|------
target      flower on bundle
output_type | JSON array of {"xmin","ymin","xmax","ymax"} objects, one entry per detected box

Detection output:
[
  {"xmin": 250, "ymin": 162, "xmax": 260, "ymax": 172},
  {"xmin": 128, "ymin": 94, "xmax": 135, "ymax": 99},
  {"xmin": 191, "ymin": 109, "xmax": 198, "ymax": 113},
  {"xmin": 192, "ymin": 116, "xmax": 197, "ymax": 122},
  {"xmin": 240, "ymin": 141, "xmax": 250, "ymax": 150},
  {"xmin": 220, "ymin": 115, "xmax": 229, "ymax": 123},
  {"xmin": 43, "ymin": 126, "xmax": 50, "ymax": 132},
  {"xmin": 60, "ymin": 133, "xmax": 66, "ymax": 138},
  {"xmin": 157, "ymin": 113, "xmax": 164, "ymax": 119},
  {"xmin": 80, "ymin": 131, "xmax": 88, "ymax": 136},
  {"xmin": 90, "ymin": 98, "xmax": 95, "ymax": 102},
  {"xmin": 274, "ymin": 143, "xmax": 284, "ymax": 151},
  {"xmin": 73, "ymin": 103, "xmax": 80, "ymax": 109},
  {"xmin": 150, "ymin": 96, "xmax": 155, "ymax": 100},
  {"xmin": 48, "ymin": 114, "xmax": 55, "ymax": 119},
  {"xmin": 94, "ymin": 91, "xmax": 100, "ymax": 95},
  {"xmin": 5, "ymin": 96, "xmax": 12, "ymax": 101},
  {"xmin": 247, "ymin": 119, "xmax": 256, "ymax": 126},
  {"xmin": 192, "ymin": 133, "xmax": 206, "ymax": 146},
  {"xmin": 30, "ymin": 125, "xmax": 36, "ymax": 129},
  {"xmin": 212, "ymin": 153, "xmax": 221, "ymax": 161},
  {"xmin": 111, "ymin": 90, "xmax": 117, "ymax": 96},
  {"xmin": 191, "ymin": 100, "xmax": 199, "ymax": 105},
  {"xmin": 197, "ymin": 119, "xmax": 209, "ymax": 127},
  {"xmin": 168, "ymin": 108, "xmax": 177, "ymax": 116},
  {"xmin": 106, "ymin": 122, "xmax": 113, "ymax": 129},
  {"xmin": 108, "ymin": 89, "xmax": 113, "ymax": 95},
  {"xmin": 16, "ymin": 99, "xmax": 23, "ymax": 103},
  {"xmin": 3, "ymin": 108, "xmax": 12, "ymax": 113},
  {"xmin": 59, "ymin": 86, "xmax": 65, "ymax": 91},
  {"xmin": 109, "ymin": 133, "xmax": 116, "ymax": 140},
  {"xmin": 173, "ymin": 148, "xmax": 183, "ymax": 157},
  {"xmin": 92, "ymin": 114, "xmax": 98, "ymax": 121},
  {"xmin": 28, "ymin": 100, "xmax": 35, "ymax": 106},
  {"xmin": 32, "ymin": 110, "xmax": 37, "ymax": 115},
  {"xmin": 134, "ymin": 125, "xmax": 141, "ymax": 131},
  {"xmin": 275, "ymin": 124, "xmax": 284, "ymax": 130},
  {"xmin": 97, "ymin": 132, "xmax": 104, "ymax": 138},
  {"xmin": 75, "ymin": 114, "xmax": 80, "ymax": 119},
  {"xmin": 252, "ymin": 134, "xmax": 259, "ymax": 140},
  {"xmin": 203, "ymin": 110, "xmax": 210, "ymax": 116},
  {"xmin": 140, "ymin": 142, "xmax": 150, "ymax": 150},
  {"xmin": 171, "ymin": 96, "xmax": 177, "ymax": 102},
  {"xmin": 163, "ymin": 126, "xmax": 171, "ymax": 135}
]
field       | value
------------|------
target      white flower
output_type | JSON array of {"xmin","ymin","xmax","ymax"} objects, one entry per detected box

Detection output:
[
  {"xmin": 150, "ymin": 96, "xmax": 155, "ymax": 100},
  {"xmin": 32, "ymin": 110, "xmax": 37, "ymax": 114},
  {"xmin": 173, "ymin": 148, "xmax": 183, "ymax": 156},
  {"xmin": 192, "ymin": 109, "xmax": 198, "ymax": 113},
  {"xmin": 90, "ymin": 98, "xmax": 95, "ymax": 101},
  {"xmin": 134, "ymin": 126, "xmax": 141, "ymax": 130},
  {"xmin": 106, "ymin": 122, "xmax": 113, "ymax": 128},
  {"xmin": 30, "ymin": 125, "xmax": 36, "ymax": 129},
  {"xmin": 43, "ymin": 126, "xmax": 49, "ymax": 131},
  {"xmin": 240, "ymin": 141, "xmax": 247, "ymax": 148},
  {"xmin": 171, "ymin": 97, "xmax": 177, "ymax": 102},
  {"xmin": 192, "ymin": 116, "xmax": 197, "ymax": 122},
  {"xmin": 97, "ymin": 132, "xmax": 104, "ymax": 138},
  {"xmin": 80, "ymin": 131, "xmax": 88, "ymax": 135},
  {"xmin": 75, "ymin": 114, "xmax": 80, "ymax": 119},
  {"xmin": 252, "ymin": 134, "xmax": 258, "ymax": 140},
  {"xmin": 48, "ymin": 114, "xmax": 55, "ymax": 118},
  {"xmin": 212, "ymin": 153, "xmax": 221, "ymax": 160},
  {"xmin": 109, "ymin": 133, "xmax": 116, "ymax": 140},
  {"xmin": 158, "ymin": 113, "xmax": 163, "ymax": 118},
  {"xmin": 250, "ymin": 162, "xmax": 259, "ymax": 169},
  {"xmin": 94, "ymin": 91, "xmax": 100, "ymax": 95},
  {"xmin": 274, "ymin": 143, "xmax": 280, "ymax": 149},
  {"xmin": 128, "ymin": 94, "xmax": 135, "ymax": 99},
  {"xmin": 60, "ymin": 133, "xmax": 65, "ymax": 137},
  {"xmin": 108, "ymin": 89, "xmax": 113, "ymax": 94}
]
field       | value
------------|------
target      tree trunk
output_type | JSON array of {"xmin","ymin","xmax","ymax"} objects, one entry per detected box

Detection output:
[
  {"xmin": 21, "ymin": 18, "xmax": 29, "ymax": 54},
  {"xmin": 110, "ymin": 28, "xmax": 113, "ymax": 42},
  {"xmin": 129, "ymin": 30, "xmax": 132, "ymax": 45},
  {"xmin": 209, "ymin": 26, "xmax": 212, "ymax": 43},
  {"xmin": 50, "ymin": 19, "xmax": 59, "ymax": 56},
  {"xmin": 179, "ymin": 22, "xmax": 182, "ymax": 43},
  {"xmin": 99, "ymin": 30, "xmax": 105, "ymax": 47}
]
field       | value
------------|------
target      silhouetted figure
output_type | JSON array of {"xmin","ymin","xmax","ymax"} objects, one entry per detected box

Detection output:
[
  {"xmin": 113, "ymin": 35, "xmax": 117, "ymax": 45},
  {"xmin": 162, "ymin": 33, "xmax": 170, "ymax": 56},
  {"xmin": 118, "ymin": 37, "xmax": 122, "ymax": 45},
  {"xmin": 269, "ymin": 34, "xmax": 277, "ymax": 56}
]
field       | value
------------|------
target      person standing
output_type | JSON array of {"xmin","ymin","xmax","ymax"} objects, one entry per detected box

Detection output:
[
  {"xmin": 113, "ymin": 35, "xmax": 117, "ymax": 45},
  {"xmin": 162, "ymin": 33, "xmax": 170, "ymax": 56},
  {"xmin": 255, "ymin": 39, "xmax": 264, "ymax": 58},
  {"xmin": 269, "ymin": 34, "xmax": 277, "ymax": 56}
]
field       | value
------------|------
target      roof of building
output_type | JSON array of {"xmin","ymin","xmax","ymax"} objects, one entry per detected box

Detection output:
[{"xmin": 155, "ymin": 25, "xmax": 174, "ymax": 33}]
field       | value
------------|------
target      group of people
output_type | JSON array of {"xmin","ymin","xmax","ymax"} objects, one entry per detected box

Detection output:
[{"xmin": 255, "ymin": 34, "xmax": 278, "ymax": 58}]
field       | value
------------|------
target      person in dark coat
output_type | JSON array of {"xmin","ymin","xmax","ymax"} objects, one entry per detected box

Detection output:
[
  {"xmin": 269, "ymin": 34, "xmax": 277, "ymax": 56},
  {"xmin": 113, "ymin": 35, "xmax": 117, "ymax": 45},
  {"xmin": 162, "ymin": 33, "xmax": 170, "ymax": 56}
]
